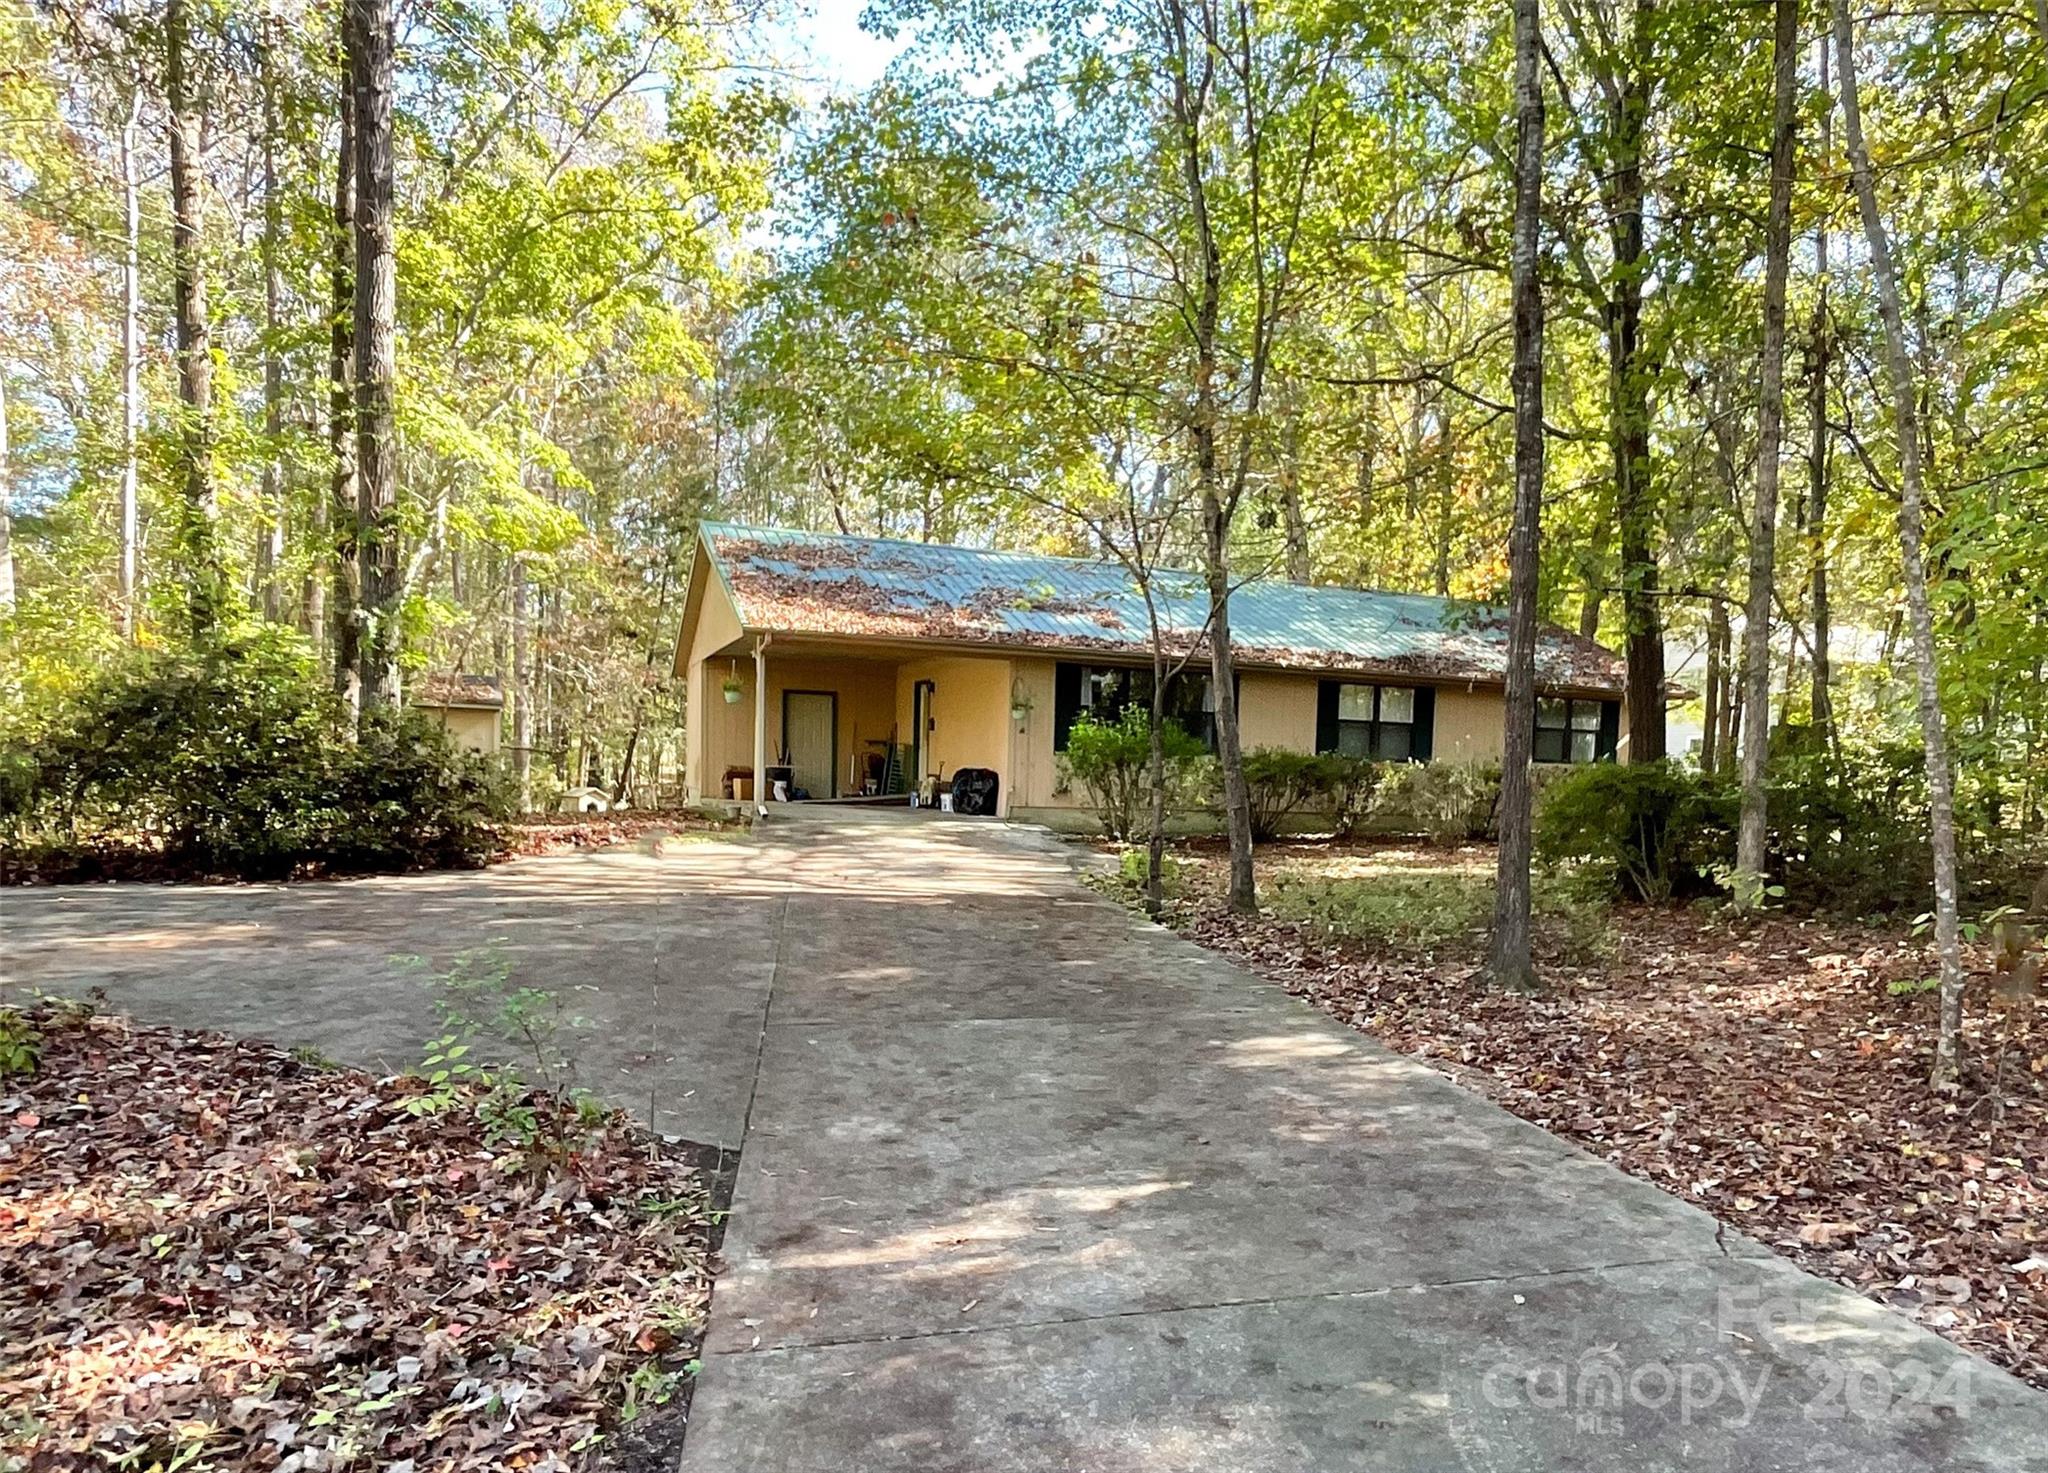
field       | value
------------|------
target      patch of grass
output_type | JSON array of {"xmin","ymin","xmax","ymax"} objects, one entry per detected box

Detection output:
[
  {"xmin": 1262, "ymin": 863, "xmax": 1614, "ymax": 964},
  {"xmin": 1267, "ymin": 870, "xmax": 1490, "ymax": 948}
]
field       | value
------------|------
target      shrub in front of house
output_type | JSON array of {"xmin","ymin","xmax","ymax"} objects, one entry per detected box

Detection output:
[
  {"xmin": 1534, "ymin": 760, "xmax": 1735, "ymax": 901},
  {"xmin": 1239, "ymin": 748, "xmax": 1337, "ymax": 842},
  {"xmin": 1059, "ymin": 706, "xmax": 1208, "ymax": 841},
  {"xmin": 1373, "ymin": 760, "xmax": 1504, "ymax": 842},
  {"xmin": 0, "ymin": 633, "xmax": 512, "ymax": 882}
]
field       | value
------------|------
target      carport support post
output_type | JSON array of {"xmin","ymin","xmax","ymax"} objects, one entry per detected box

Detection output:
[{"xmin": 752, "ymin": 635, "xmax": 768, "ymax": 809}]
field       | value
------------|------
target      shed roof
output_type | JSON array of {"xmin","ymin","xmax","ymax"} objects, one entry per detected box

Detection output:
[
  {"xmin": 413, "ymin": 673, "xmax": 505, "ymax": 710},
  {"xmin": 696, "ymin": 523, "xmax": 1625, "ymax": 694}
]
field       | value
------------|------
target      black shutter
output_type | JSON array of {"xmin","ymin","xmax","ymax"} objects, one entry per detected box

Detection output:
[
  {"xmin": 1411, "ymin": 685, "xmax": 1436, "ymax": 761},
  {"xmin": 1053, "ymin": 662, "xmax": 1082, "ymax": 751},
  {"xmin": 1315, "ymin": 680, "xmax": 1339, "ymax": 754},
  {"xmin": 1596, "ymin": 698, "xmax": 1621, "ymax": 762}
]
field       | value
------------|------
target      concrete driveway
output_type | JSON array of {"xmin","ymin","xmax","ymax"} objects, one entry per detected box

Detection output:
[{"xmin": 4, "ymin": 810, "xmax": 2044, "ymax": 1470}]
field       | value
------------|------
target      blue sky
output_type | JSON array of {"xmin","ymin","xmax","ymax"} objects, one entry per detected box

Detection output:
[{"xmin": 777, "ymin": 3, "xmax": 906, "ymax": 95}]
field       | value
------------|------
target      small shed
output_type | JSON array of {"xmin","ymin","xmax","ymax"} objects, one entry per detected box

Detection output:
[{"xmin": 413, "ymin": 673, "xmax": 505, "ymax": 756}]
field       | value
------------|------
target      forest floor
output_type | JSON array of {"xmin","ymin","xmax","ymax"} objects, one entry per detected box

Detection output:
[
  {"xmin": 502, "ymin": 808, "xmax": 750, "ymax": 861},
  {"xmin": 1100, "ymin": 837, "xmax": 2048, "ymax": 1391},
  {"xmin": 0, "ymin": 1003, "xmax": 724, "ymax": 1473}
]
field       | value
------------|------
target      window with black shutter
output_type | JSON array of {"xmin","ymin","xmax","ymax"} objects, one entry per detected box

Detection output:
[
  {"xmin": 1053, "ymin": 662, "xmax": 1221, "ymax": 752},
  {"xmin": 1534, "ymin": 697, "xmax": 1618, "ymax": 763},
  {"xmin": 1315, "ymin": 681, "xmax": 1433, "ymax": 762}
]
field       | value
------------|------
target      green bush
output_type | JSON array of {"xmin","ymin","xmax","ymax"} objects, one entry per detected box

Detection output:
[
  {"xmin": 1116, "ymin": 846, "xmax": 1183, "ymax": 897},
  {"xmin": 1060, "ymin": 706, "xmax": 1207, "ymax": 841},
  {"xmin": 1326, "ymin": 755, "xmax": 1392, "ymax": 838},
  {"xmin": 1240, "ymin": 748, "xmax": 1333, "ymax": 841},
  {"xmin": 1, "ymin": 633, "xmax": 511, "ymax": 881},
  {"xmin": 1376, "ymin": 761, "xmax": 1504, "ymax": 842},
  {"xmin": 1762, "ymin": 747, "xmax": 1930, "ymax": 912},
  {"xmin": 1535, "ymin": 761, "xmax": 1735, "ymax": 901}
]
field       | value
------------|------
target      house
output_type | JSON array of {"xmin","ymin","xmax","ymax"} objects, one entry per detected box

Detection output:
[
  {"xmin": 412, "ymin": 673, "xmax": 504, "ymax": 756},
  {"xmin": 671, "ymin": 523, "xmax": 1628, "ymax": 824}
]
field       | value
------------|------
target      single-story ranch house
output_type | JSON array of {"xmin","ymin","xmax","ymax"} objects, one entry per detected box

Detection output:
[{"xmin": 672, "ymin": 523, "xmax": 1630, "ymax": 824}]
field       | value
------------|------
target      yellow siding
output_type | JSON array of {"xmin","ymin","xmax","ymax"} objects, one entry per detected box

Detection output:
[
  {"xmin": 1238, "ymin": 670, "xmax": 1318, "ymax": 751},
  {"xmin": 696, "ymin": 655, "xmax": 899, "ymax": 799},
  {"xmin": 424, "ymin": 705, "xmax": 500, "ymax": 756},
  {"xmin": 682, "ymin": 559, "xmax": 747, "ymax": 799},
  {"xmin": 1431, "ymin": 685, "xmax": 1503, "ymax": 764},
  {"xmin": 895, "ymin": 656, "xmax": 1015, "ymax": 809}
]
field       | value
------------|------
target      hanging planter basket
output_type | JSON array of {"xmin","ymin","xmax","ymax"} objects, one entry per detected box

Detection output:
[{"xmin": 721, "ymin": 661, "xmax": 744, "ymax": 704}]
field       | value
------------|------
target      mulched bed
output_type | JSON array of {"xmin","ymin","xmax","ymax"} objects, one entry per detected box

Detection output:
[
  {"xmin": 0, "ymin": 1005, "xmax": 722, "ymax": 1472},
  {"xmin": 1149, "ymin": 845, "xmax": 2048, "ymax": 1391},
  {"xmin": 503, "ymin": 810, "xmax": 746, "ymax": 860}
]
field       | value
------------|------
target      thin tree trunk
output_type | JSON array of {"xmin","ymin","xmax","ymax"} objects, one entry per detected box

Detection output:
[
  {"xmin": 1833, "ymin": 0, "xmax": 1967, "ymax": 1085},
  {"xmin": 1807, "ymin": 40, "xmax": 1835, "ymax": 751},
  {"xmin": 1701, "ymin": 595, "xmax": 1726, "ymax": 774},
  {"xmin": 258, "ymin": 10, "xmax": 285, "ymax": 622},
  {"xmin": 329, "ymin": 45, "xmax": 360, "ymax": 710},
  {"xmin": 1721, "ymin": 640, "xmax": 1745, "ymax": 775},
  {"xmin": 1736, "ymin": 0, "xmax": 1800, "ymax": 889},
  {"xmin": 351, "ymin": 0, "xmax": 401, "ymax": 713},
  {"xmin": 119, "ymin": 87, "xmax": 141, "ymax": 637},
  {"xmin": 1612, "ymin": 0, "xmax": 1664, "ymax": 762},
  {"xmin": 1278, "ymin": 400, "xmax": 1311, "ymax": 581},
  {"xmin": 1166, "ymin": 0, "xmax": 1254, "ymax": 914},
  {"xmin": 167, "ymin": 0, "xmax": 222, "ymax": 635},
  {"xmin": 511, "ymin": 559, "xmax": 533, "ymax": 809},
  {"xmin": 0, "ymin": 376, "xmax": 13, "ymax": 616},
  {"xmin": 1487, "ymin": 0, "xmax": 1546, "ymax": 992}
]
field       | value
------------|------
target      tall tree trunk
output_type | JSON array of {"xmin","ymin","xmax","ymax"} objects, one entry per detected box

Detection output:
[
  {"xmin": 1807, "ymin": 40, "xmax": 1835, "ymax": 751},
  {"xmin": 1720, "ymin": 640, "xmax": 1745, "ymax": 774},
  {"xmin": 167, "ymin": 0, "xmax": 222, "ymax": 636},
  {"xmin": 119, "ymin": 87, "xmax": 141, "ymax": 638},
  {"xmin": 511, "ymin": 559, "xmax": 533, "ymax": 809},
  {"xmin": 1278, "ymin": 399, "xmax": 1311, "ymax": 581},
  {"xmin": 1487, "ymin": 0, "xmax": 1546, "ymax": 993},
  {"xmin": 0, "ymin": 376, "xmax": 13, "ymax": 616},
  {"xmin": 329, "ymin": 45, "xmax": 360, "ymax": 710},
  {"xmin": 1736, "ymin": 0, "xmax": 1800, "ymax": 890},
  {"xmin": 1166, "ymin": 0, "xmax": 1254, "ymax": 914},
  {"xmin": 350, "ymin": 0, "xmax": 401, "ymax": 713},
  {"xmin": 257, "ymin": 10, "xmax": 286, "ymax": 623},
  {"xmin": 1701, "ymin": 595, "xmax": 1726, "ymax": 774},
  {"xmin": 1612, "ymin": 0, "xmax": 1664, "ymax": 761},
  {"xmin": 1833, "ymin": 0, "xmax": 1967, "ymax": 1086}
]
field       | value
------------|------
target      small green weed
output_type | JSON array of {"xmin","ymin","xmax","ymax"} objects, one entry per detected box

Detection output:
[{"xmin": 0, "ymin": 1008, "xmax": 42, "ymax": 1077}]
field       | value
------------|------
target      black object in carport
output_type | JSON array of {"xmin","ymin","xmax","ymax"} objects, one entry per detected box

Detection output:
[{"xmin": 950, "ymin": 767, "xmax": 1000, "ymax": 817}]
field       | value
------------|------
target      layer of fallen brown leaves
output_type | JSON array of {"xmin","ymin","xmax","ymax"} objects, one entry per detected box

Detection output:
[
  {"xmin": 1160, "ymin": 845, "xmax": 2048, "ymax": 1390},
  {"xmin": 502, "ymin": 811, "xmax": 744, "ymax": 860},
  {"xmin": 0, "ymin": 1007, "xmax": 718, "ymax": 1472}
]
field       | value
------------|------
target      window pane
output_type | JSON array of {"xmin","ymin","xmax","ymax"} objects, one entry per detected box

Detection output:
[
  {"xmin": 1534, "ymin": 730, "xmax": 1568, "ymax": 763},
  {"xmin": 1200, "ymin": 676, "xmax": 1216, "ymax": 712},
  {"xmin": 1571, "ymin": 730, "xmax": 1599, "ymax": 763},
  {"xmin": 1570, "ymin": 701, "xmax": 1601, "ymax": 731},
  {"xmin": 1536, "ymin": 697, "xmax": 1568, "ymax": 730},
  {"xmin": 1337, "ymin": 723, "xmax": 1372, "ymax": 758},
  {"xmin": 1377, "ymin": 686, "xmax": 1415, "ymax": 724},
  {"xmin": 1338, "ymin": 683, "xmax": 1375, "ymax": 721},
  {"xmin": 1374, "ymin": 724, "xmax": 1413, "ymax": 762}
]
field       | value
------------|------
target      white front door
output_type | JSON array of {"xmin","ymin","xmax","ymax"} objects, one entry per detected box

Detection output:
[{"xmin": 782, "ymin": 691, "xmax": 836, "ymax": 799}]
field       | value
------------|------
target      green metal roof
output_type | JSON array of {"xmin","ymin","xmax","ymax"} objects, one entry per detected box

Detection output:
[{"xmin": 698, "ymin": 523, "xmax": 1623, "ymax": 692}]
